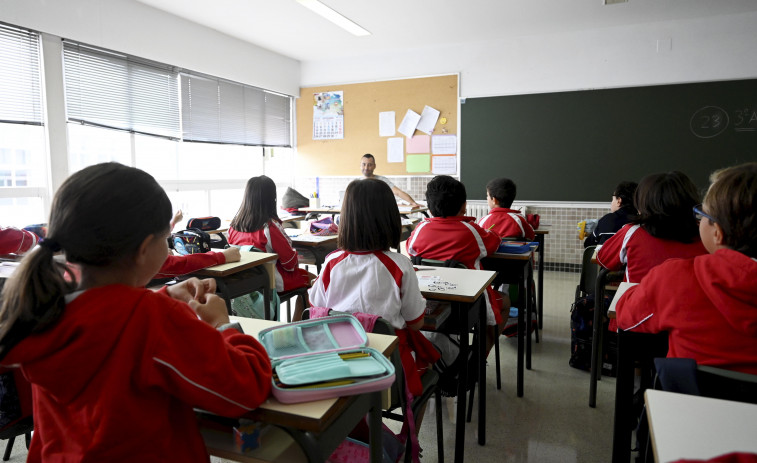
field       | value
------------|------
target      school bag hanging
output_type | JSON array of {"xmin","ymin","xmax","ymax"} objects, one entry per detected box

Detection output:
[
  {"xmin": 185, "ymin": 216, "xmax": 221, "ymax": 231},
  {"xmin": 169, "ymin": 228, "xmax": 212, "ymax": 255},
  {"xmin": 309, "ymin": 217, "xmax": 338, "ymax": 236}
]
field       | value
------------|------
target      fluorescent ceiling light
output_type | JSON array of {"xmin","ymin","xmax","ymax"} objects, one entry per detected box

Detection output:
[{"xmin": 296, "ymin": 0, "xmax": 371, "ymax": 36}]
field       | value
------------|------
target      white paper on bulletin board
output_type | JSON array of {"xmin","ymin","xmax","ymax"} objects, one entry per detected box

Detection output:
[
  {"xmin": 387, "ymin": 137, "xmax": 404, "ymax": 163},
  {"xmin": 432, "ymin": 155, "xmax": 457, "ymax": 175},
  {"xmin": 379, "ymin": 111, "xmax": 395, "ymax": 136},
  {"xmin": 431, "ymin": 134, "xmax": 457, "ymax": 154}
]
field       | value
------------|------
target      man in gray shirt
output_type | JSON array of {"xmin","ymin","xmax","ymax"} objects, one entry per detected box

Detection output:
[{"xmin": 360, "ymin": 154, "xmax": 421, "ymax": 208}]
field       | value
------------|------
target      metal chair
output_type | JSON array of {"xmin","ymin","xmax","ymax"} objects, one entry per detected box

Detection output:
[{"xmin": 588, "ymin": 266, "xmax": 624, "ymax": 407}]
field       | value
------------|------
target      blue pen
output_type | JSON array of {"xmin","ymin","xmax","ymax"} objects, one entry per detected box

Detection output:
[{"xmin": 316, "ymin": 177, "xmax": 320, "ymax": 198}]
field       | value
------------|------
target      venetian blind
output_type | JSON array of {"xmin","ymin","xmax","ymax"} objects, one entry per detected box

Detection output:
[{"xmin": 0, "ymin": 23, "xmax": 42, "ymax": 125}]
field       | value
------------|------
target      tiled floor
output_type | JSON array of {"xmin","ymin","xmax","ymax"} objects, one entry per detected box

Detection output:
[
  {"xmin": 2, "ymin": 271, "xmax": 619, "ymax": 463},
  {"xmin": 404, "ymin": 270, "xmax": 618, "ymax": 463}
]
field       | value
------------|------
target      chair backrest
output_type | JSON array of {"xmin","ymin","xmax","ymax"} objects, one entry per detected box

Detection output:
[
  {"xmin": 410, "ymin": 256, "xmax": 466, "ymax": 269},
  {"xmin": 577, "ymin": 245, "xmax": 598, "ymax": 298},
  {"xmin": 654, "ymin": 357, "xmax": 757, "ymax": 405}
]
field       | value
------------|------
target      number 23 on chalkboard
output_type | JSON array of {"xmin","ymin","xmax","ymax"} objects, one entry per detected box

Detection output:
[{"xmin": 691, "ymin": 105, "xmax": 757, "ymax": 138}]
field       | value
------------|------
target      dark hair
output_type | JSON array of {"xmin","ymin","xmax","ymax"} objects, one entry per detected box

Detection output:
[
  {"xmin": 338, "ymin": 178, "xmax": 401, "ymax": 251},
  {"xmin": 0, "ymin": 163, "xmax": 171, "ymax": 360},
  {"xmin": 486, "ymin": 177, "xmax": 517, "ymax": 208},
  {"xmin": 425, "ymin": 175, "xmax": 466, "ymax": 218},
  {"xmin": 362, "ymin": 154, "xmax": 375, "ymax": 162},
  {"xmin": 704, "ymin": 162, "xmax": 757, "ymax": 257},
  {"xmin": 230, "ymin": 175, "xmax": 278, "ymax": 232},
  {"xmin": 632, "ymin": 171, "xmax": 700, "ymax": 242},
  {"xmin": 613, "ymin": 181, "xmax": 638, "ymax": 211}
]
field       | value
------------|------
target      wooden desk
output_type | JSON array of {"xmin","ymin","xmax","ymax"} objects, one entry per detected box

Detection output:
[
  {"xmin": 200, "ymin": 317, "xmax": 398, "ymax": 463},
  {"xmin": 416, "ymin": 266, "xmax": 496, "ymax": 461},
  {"xmin": 284, "ymin": 230, "xmax": 338, "ymax": 273},
  {"xmin": 533, "ymin": 229, "xmax": 548, "ymax": 330},
  {"xmin": 645, "ymin": 390, "xmax": 757, "ymax": 463},
  {"xmin": 190, "ymin": 252, "xmax": 279, "ymax": 319},
  {"xmin": 483, "ymin": 249, "xmax": 535, "ymax": 397}
]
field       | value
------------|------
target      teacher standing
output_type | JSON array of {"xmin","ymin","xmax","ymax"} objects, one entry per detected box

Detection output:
[{"xmin": 360, "ymin": 154, "xmax": 421, "ymax": 208}]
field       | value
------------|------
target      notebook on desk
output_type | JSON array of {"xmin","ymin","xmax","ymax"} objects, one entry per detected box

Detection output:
[{"xmin": 608, "ymin": 282, "xmax": 638, "ymax": 315}]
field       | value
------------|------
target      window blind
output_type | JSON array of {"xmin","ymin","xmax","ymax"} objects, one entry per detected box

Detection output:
[
  {"xmin": 181, "ymin": 72, "xmax": 291, "ymax": 147},
  {"xmin": 63, "ymin": 41, "xmax": 180, "ymax": 139},
  {"xmin": 0, "ymin": 23, "xmax": 42, "ymax": 125}
]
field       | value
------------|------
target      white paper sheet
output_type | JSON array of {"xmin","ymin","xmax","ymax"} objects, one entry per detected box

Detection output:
[
  {"xmin": 432, "ymin": 156, "xmax": 457, "ymax": 174},
  {"xmin": 379, "ymin": 111, "xmax": 395, "ymax": 136},
  {"xmin": 398, "ymin": 109, "xmax": 421, "ymax": 137},
  {"xmin": 431, "ymin": 134, "xmax": 457, "ymax": 154},
  {"xmin": 417, "ymin": 105, "xmax": 440, "ymax": 135},
  {"xmin": 387, "ymin": 137, "xmax": 404, "ymax": 163}
]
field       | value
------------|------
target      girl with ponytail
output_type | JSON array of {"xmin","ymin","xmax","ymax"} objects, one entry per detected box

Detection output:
[{"xmin": 0, "ymin": 163, "xmax": 271, "ymax": 462}]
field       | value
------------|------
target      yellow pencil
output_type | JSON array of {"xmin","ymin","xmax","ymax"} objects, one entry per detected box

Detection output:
[{"xmin": 290, "ymin": 379, "xmax": 355, "ymax": 389}]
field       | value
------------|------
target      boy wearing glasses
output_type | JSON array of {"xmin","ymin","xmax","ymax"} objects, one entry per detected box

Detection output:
[{"xmin": 616, "ymin": 163, "xmax": 757, "ymax": 374}]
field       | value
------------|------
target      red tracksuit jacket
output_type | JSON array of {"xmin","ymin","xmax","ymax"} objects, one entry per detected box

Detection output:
[
  {"xmin": 406, "ymin": 215, "xmax": 503, "ymax": 325},
  {"xmin": 616, "ymin": 249, "xmax": 757, "ymax": 375},
  {"xmin": 2, "ymin": 285, "xmax": 272, "ymax": 462}
]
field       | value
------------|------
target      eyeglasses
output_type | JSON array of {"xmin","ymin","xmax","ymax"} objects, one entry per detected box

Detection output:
[{"xmin": 693, "ymin": 204, "xmax": 717, "ymax": 223}]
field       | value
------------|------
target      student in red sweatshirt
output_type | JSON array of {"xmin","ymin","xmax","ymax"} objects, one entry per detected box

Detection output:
[
  {"xmin": 228, "ymin": 175, "xmax": 315, "ymax": 321},
  {"xmin": 0, "ymin": 163, "xmax": 272, "ymax": 463},
  {"xmin": 478, "ymin": 177, "xmax": 534, "ymax": 240},
  {"xmin": 0, "ymin": 226, "xmax": 39, "ymax": 255},
  {"xmin": 406, "ymin": 175, "xmax": 505, "ymax": 354},
  {"xmin": 597, "ymin": 171, "xmax": 707, "ymax": 283},
  {"xmin": 616, "ymin": 162, "xmax": 757, "ymax": 374}
]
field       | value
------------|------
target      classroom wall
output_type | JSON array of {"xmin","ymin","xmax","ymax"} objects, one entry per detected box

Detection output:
[
  {"xmin": 300, "ymin": 10, "xmax": 757, "ymax": 98},
  {"xmin": 0, "ymin": 0, "xmax": 300, "ymax": 96}
]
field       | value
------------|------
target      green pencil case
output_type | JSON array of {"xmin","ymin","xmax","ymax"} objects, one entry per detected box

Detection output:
[{"xmin": 258, "ymin": 314, "xmax": 396, "ymax": 404}]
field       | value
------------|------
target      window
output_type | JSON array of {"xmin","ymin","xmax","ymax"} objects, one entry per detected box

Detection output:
[
  {"xmin": 181, "ymin": 72, "xmax": 292, "ymax": 147},
  {"xmin": 63, "ymin": 41, "xmax": 180, "ymax": 138},
  {"xmin": 0, "ymin": 23, "xmax": 47, "ymax": 225}
]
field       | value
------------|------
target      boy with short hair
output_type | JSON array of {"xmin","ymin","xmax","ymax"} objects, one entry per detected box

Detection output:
[
  {"xmin": 616, "ymin": 162, "xmax": 757, "ymax": 374},
  {"xmin": 478, "ymin": 177, "xmax": 534, "ymax": 240},
  {"xmin": 406, "ymin": 175, "xmax": 505, "ymax": 351}
]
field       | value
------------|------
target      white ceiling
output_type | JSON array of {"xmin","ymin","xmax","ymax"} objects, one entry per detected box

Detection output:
[{"xmin": 135, "ymin": 0, "xmax": 757, "ymax": 62}]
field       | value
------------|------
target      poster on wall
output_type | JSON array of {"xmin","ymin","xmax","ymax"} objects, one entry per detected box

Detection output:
[{"xmin": 313, "ymin": 91, "xmax": 344, "ymax": 140}]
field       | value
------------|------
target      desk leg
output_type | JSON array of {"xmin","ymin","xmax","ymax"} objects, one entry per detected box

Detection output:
[
  {"xmin": 455, "ymin": 301, "xmax": 468, "ymax": 463},
  {"xmin": 612, "ymin": 331, "xmax": 634, "ymax": 463},
  {"xmin": 478, "ymin": 297, "xmax": 486, "ymax": 446},
  {"xmin": 537, "ymin": 233, "xmax": 545, "ymax": 330},
  {"xmin": 369, "ymin": 392, "xmax": 382, "ymax": 463},
  {"xmin": 526, "ymin": 262, "xmax": 532, "ymax": 370},
  {"xmin": 214, "ymin": 279, "xmax": 233, "ymax": 315},
  {"xmin": 517, "ymin": 277, "xmax": 525, "ymax": 397}
]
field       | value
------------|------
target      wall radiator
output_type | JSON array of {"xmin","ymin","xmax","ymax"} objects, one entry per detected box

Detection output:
[
  {"xmin": 466, "ymin": 202, "xmax": 490, "ymax": 221},
  {"xmin": 466, "ymin": 201, "xmax": 528, "ymax": 221}
]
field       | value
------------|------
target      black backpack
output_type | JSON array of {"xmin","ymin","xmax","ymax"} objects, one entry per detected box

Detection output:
[
  {"xmin": 169, "ymin": 228, "xmax": 228, "ymax": 255},
  {"xmin": 569, "ymin": 294, "xmax": 617, "ymax": 376}
]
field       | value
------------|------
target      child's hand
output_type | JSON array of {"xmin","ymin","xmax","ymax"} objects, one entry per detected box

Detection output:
[
  {"xmin": 170, "ymin": 209, "xmax": 184, "ymax": 230},
  {"xmin": 188, "ymin": 293, "xmax": 230, "ymax": 328},
  {"xmin": 166, "ymin": 277, "xmax": 217, "ymax": 303},
  {"xmin": 221, "ymin": 247, "xmax": 241, "ymax": 263}
]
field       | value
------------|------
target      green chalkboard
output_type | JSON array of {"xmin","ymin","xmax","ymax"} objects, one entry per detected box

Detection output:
[{"xmin": 461, "ymin": 79, "xmax": 757, "ymax": 202}]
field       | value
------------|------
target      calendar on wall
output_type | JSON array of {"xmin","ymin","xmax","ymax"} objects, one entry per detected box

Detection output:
[{"xmin": 313, "ymin": 91, "xmax": 344, "ymax": 140}]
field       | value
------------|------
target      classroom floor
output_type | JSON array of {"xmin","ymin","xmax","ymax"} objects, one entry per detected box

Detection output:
[{"xmin": 2, "ymin": 271, "xmax": 619, "ymax": 463}]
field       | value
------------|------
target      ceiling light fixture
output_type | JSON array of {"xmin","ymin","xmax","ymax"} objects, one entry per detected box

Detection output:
[{"xmin": 295, "ymin": 0, "xmax": 371, "ymax": 36}]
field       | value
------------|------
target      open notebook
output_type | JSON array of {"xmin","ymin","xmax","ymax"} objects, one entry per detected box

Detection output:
[{"xmin": 608, "ymin": 282, "xmax": 638, "ymax": 316}]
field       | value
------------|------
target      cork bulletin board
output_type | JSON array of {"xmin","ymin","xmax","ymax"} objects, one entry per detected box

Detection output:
[{"xmin": 295, "ymin": 74, "xmax": 459, "ymax": 176}]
